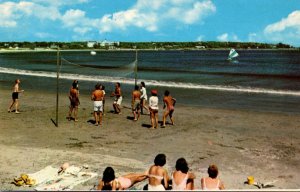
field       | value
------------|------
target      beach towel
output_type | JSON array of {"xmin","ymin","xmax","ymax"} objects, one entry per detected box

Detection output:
[{"xmin": 28, "ymin": 165, "xmax": 97, "ymax": 190}]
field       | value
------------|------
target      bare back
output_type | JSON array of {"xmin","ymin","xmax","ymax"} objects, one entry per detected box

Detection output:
[
  {"xmin": 92, "ymin": 90, "xmax": 104, "ymax": 101},
  {"xmin": 148, "ymin": 165, "xmax": 168, "ymax": 188},
  {"xmin": 70, "ymin": 88, "xmax": 78, "ymax": 98},
  {"xmin": 163, "ymin": 96, "xmax": 174, "ymax": 110},
  {"xmin": 132, "ymin": 90, "xmax": 141, "ymax": 100}
]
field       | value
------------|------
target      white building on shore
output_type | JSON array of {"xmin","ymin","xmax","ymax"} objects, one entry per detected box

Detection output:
[
  {"xmin": 87, "ymin": 40, "xmax": 120, "ymax": 49},
  {"xmin": 87, "ymin": 41, "xmax": 98, "ymax": 48}
]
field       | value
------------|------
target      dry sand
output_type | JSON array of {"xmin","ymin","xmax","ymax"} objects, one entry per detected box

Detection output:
[{"xmin": 0, "ymin": 88, "xmax": 299, "ymax": 190}]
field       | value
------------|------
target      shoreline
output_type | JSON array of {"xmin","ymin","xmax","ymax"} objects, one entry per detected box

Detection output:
[
  {"xmin": 0, "ymin": 88, "xmax": 299, "ymax": 190},
  {"xmin": 1, "ymin": 48, "xmax": 299, "ymax": 53}
]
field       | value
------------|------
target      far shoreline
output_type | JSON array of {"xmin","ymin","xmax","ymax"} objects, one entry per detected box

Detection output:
[{"xmin": 1, "ymin": 47, "xmax": 299, "ymax": 53}]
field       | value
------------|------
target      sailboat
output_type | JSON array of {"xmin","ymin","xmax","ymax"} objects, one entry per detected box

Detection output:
[
  {"xmin": 90, "ymin": 51, "xmax": 96, "ymax": 55},
  {"xmin": 228, "ymin": 48, "xmax": 239, "ymax": 61}
]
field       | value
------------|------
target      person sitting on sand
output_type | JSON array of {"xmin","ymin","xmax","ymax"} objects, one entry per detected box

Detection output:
[
  {"xmin": 111, "ymin": 82, "xmax": 122, "ymax": 114},
  {"xmin": 91, "ymin": 83, "xmax": 104, "ymax": 126},
  {"xmin": 149, "ymin": 89, "xmax": 159, "ymax": 129},
  {"xmin": 171, "ymin": 158, "xmax": 195, "ymax": 190},
  {"xmin": 68, "ymin": 81, "xmax": 79, "ymax": 121},
  {"xmin": 162, "ymin": 90, "xmax": 176, "ymax": 128},
  {"xmin": 97, "ymin": 167, "xmax": 147, "ymax": 190},
  {"xmin": 8, "ymin": 79, "xmax": 24, "ymax": 114},
  {"xmin": 132, "ymin": 85, "xmax": 141, "ymax": 121},
  {"xmin": 201, "ymin": 164, "xmax": 225, "ymax": 190},
  {"xmin": 147, "ymin": 154, "xmax": 169, "ymax": 191}
]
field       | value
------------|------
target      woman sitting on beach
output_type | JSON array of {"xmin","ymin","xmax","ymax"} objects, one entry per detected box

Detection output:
[
  {"xmin": 97, "ymin": 167, "xmax": 147, "ymax": 190},
  {"xmin": 171, "ymin": 158, "xmax": 195, "ymax": 190},
  {"xmin": 147, "ymin": 154, "xmax": 169, "ymax": 191},
  {"xmin": 201, "ymin": 164, "xmax": 225, "ymax": 190}
]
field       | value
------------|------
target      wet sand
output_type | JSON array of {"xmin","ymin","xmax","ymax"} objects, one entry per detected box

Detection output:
[{"xmin": 0, "ymin": 88, "xmax": 299, "ymax": 190}]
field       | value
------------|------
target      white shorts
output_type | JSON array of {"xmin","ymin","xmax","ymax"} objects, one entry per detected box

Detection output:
[
  {"xmin": 94, "ymin": 101, "xmax": 103, "ymax": 112},
  {"xmin": 113, "ymin": 96, "xmax": 122, "ymax": 105}
]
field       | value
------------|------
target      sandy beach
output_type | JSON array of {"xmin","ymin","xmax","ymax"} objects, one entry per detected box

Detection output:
[{"xmin": 0, "ymin": 88, "xmax": 299, "ymax": 190}]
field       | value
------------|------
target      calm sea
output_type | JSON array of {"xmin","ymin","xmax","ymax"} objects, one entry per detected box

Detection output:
[{"xmin": 1, "ymin": 50, "xmax": 300, "ymax": 113}]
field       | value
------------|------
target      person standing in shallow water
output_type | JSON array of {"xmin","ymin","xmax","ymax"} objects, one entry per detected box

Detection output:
[
  {"xmin": 68, "ymin": 81, "xmax": 80, "ymax": 121},
  {"xmin": 111, "ymin": 82, "xmax": 122, "ymax": 114},
  {"xmin": 8, "ymin": 79, "xmax": 24, "ymax": 114},
  {"xmin": 162, "ymin": 90, "xmax": 176, "ymax": 128}
]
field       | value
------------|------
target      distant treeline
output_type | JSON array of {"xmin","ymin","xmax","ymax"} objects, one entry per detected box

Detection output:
[{"xmin": 0, "ymin": 41, "xmax": 295, "ymax": 50}]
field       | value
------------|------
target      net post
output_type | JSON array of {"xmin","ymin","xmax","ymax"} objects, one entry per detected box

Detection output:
[
  {"xmin": 55, "ymin": 47, "xmax": 60, "ymax": 127},
  {"xmin": 135, "ymin": 49, "xmax": 138, "ymax": 86}
]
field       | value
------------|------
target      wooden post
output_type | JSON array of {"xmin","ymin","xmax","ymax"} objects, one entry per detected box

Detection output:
[
  {"xmin": 56, "ymin": 48, "xmax": 60, "ymax": 127},
  {"xmin": 135, "ymin": 49, "xmax": 138, "ymax": 86}
]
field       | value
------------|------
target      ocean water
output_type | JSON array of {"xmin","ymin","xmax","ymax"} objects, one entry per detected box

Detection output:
[{"xmin": 0, "ymin": 50, "xmax": 300, "ymax": 113}]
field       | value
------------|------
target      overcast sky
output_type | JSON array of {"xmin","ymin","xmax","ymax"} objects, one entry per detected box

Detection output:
[{"xmin": 0, "ymin": 0, "xmax": 299, "ymax": 46}]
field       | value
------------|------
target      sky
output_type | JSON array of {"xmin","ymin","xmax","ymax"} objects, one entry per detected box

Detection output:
[{"xmin": 0, "ymin": 0, "xmax": 300, "ymax": 46}]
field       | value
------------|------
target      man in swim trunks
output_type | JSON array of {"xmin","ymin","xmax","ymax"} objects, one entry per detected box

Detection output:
[
  {"xmin": 162, "ymin": 90, "xmax": 176, "ymax": 128},
  {"xmin": 111, "ymin": 82, "xmax": 122, "ymax": 114},
  {"xmin": 91, "ymin": 83, "xmax": 104, "ymax": 126},
  {"xmin": 68, "ymin": 81, "xmax": 80, "ymax": 121},
  {"xmin": 8, "ymin": 79, "xmax": 24, "ymax": 114},
  {"xmin": 132, "ymin": 85, "xmax": 141, "ymax": 121}
]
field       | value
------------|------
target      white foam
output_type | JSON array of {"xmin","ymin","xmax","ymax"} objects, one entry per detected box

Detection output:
[{"xmin": 1, "ymin": 67, "xmax": 300, "ymax": 96}]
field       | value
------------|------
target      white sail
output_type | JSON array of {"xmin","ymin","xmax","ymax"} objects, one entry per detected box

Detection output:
[{"xmin": 228, "ymin": 49, "xmax": 239, "ymax": 60}]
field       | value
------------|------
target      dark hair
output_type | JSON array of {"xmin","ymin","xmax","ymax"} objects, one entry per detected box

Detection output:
[
  {"xmin": 175, "ymin": 158, "xmax": 189, "ymax": 173},
  {"xmin": 207, "ymin": 164, "xmax": 218, "ymax": 178},
  {"xmin": 95, "ymin": 83, "xmax": 101, "ymax": 90},
  {"xmin": 101, "ymin": 85, "xmax": 105, "ymax": 90},
  {"xmin": 135, "ymin": 85, "xmax": 139, "ymax": 90},
  {"xmin": 141, "ymin": 82, "xmax": 145, "ymax": 87},
  {"xmin": 164, "ymin": 90, "xmax": 170, "ymax": 96},
  {"xmin": 102, "ymin": 167, "xmax": 115, "ymax": 184},
  {"xmin": 154, "ymin": 154, "xmax": 166, "ymax": 166},
  {"xmin": 72, "ymin": 82, "xmax": 77, "ymax": 89},
  {"xmin": 116, "ymin": 82, "xmax": 120, "ymax": 87}
]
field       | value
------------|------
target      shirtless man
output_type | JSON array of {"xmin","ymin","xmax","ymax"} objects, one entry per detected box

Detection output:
[
  {"xmin": 162, "ymin": 90, "xmax": 176, "ymax": 128},
  {"xmin": 111, "ymin": 82, "xmax": 122, "ymax": 114},
  {"xmin": 68, "ymin": 81, "xmax": 80, "ymax": 121},
  {"xmin": 132, "ymin": 85, "xmax": 141, "ymax": 121},
  {"xmin": 8, "ymin": 79, "xmax": 24, "ymax": 114},
  {"xmin": 91, "ymin": 83, "xmax": 104, "ymax": 126}
]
